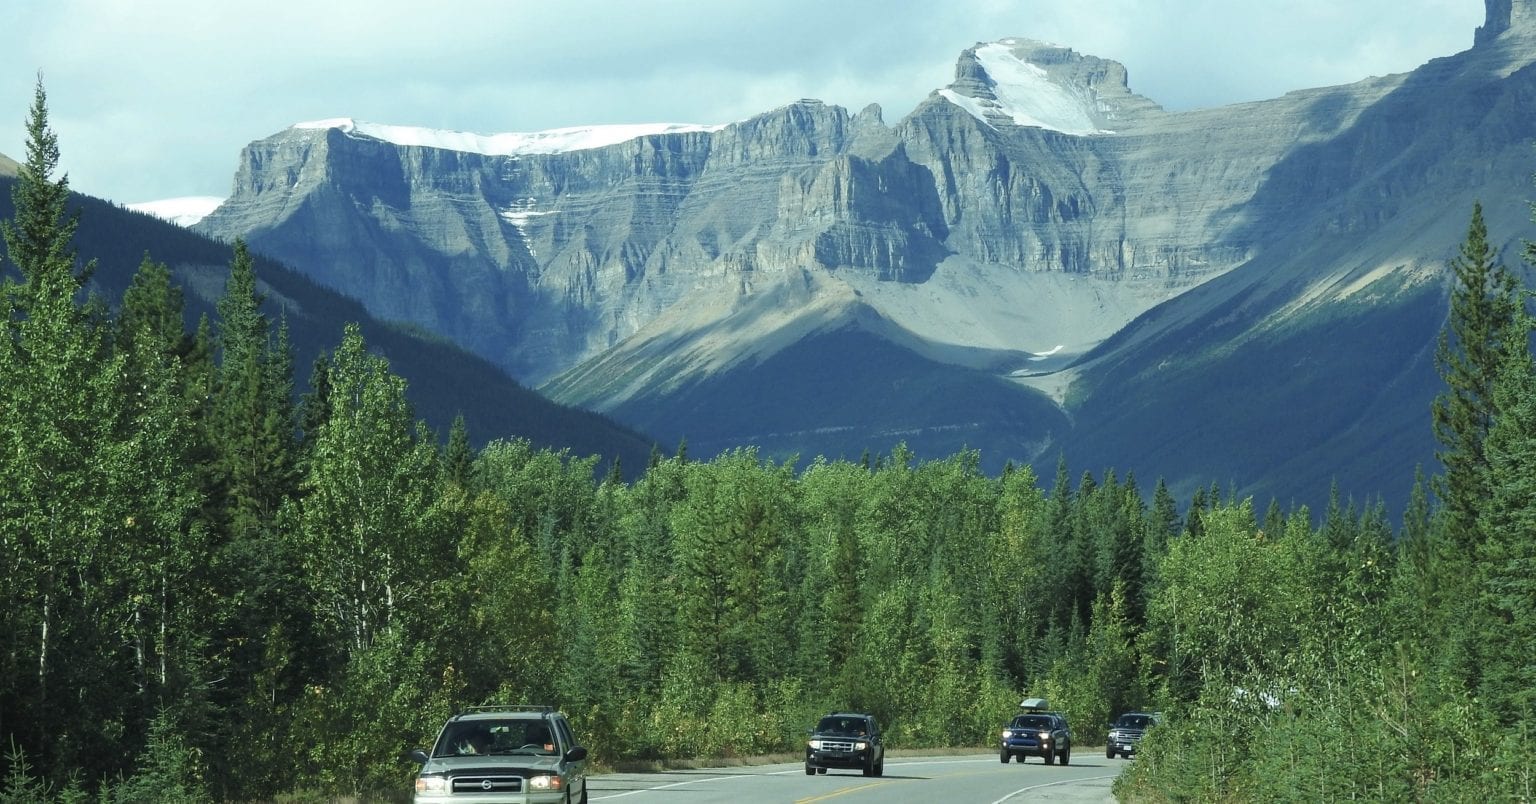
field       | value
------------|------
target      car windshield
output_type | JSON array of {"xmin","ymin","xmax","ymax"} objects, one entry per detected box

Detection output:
[
  {"xmin": 815, "ymin": 717, "xmax": 869, "ymax": 736},
  {"xmin": 435, "ymin": 719, "xmax": 559, "ymax": 758},
  {"xmin": 1011, "ymin": 715, "xmax": 1052, "ymax": 729},
  {"xmin": 1116, "ymin": 714, "xmax": 1151, "ymax": 729}
]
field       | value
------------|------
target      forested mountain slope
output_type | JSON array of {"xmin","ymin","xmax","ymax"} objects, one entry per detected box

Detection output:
[{"xmin": 0, "ymin": 175, "xmax": 658, "ymax": 471}]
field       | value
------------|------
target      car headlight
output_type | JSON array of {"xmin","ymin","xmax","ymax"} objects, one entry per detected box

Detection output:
[
  {"xmin": 1109, "ymin": 730, "xmax": 1121, "ymax": 739},
  {"xmin": 1039, "ymin": 732, "xmax": 1052, "ymax": 741},
  {"xmin": 528, "ymin": 774, "xmax": 564, "ymax": 791},
  {"xmin": 415, "ymin": 775, "xmax": 447, "ymax": 793},
  {"xmin": 855, "ymin": 741, "xmax": 868, "ymax": 750},
  {"xmin": 1002, "ymin": 729, "xmax": 1013, "ymax": 738},
  {"xmin": 809, "ymin": 739, "xmax": 823, "ymax": 749}
]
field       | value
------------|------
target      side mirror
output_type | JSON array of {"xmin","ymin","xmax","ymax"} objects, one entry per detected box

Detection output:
[
  {"xmin": 565, "ymin": 746, "xmax": 589, "ymax": 762},
  {"xmin": 408, "ymin": 748, "xmax": 430, "ymax": 764}
]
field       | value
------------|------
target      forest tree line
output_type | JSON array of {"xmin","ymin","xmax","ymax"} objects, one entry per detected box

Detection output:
[{"xmin": 3, "ymin": 82, "xmax": 1534, "ymax": 802}]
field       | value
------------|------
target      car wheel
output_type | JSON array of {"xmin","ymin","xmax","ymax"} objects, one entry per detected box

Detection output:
[
  {"xmin": 1044, "ymin": 749, "xmax": 1055, "ymax": 765},
  {"xmin": 862, "ymin": 760, "xmax": 874, "ymax": 777},
  {"xmin": 805, "ymin": 763, "xmax": 815, "ymax": 776},
  {"xmin": 1107, "ymin": 746, "xmax": 1116, "ymax": 759},
  {"xmin": 875, "ymin": 757, "xmax": 884, "ymax": 777},
  {"xmin": 1000, "ymin": 749, "xmax": 1010, "ymax": 763},
  {"xmin": 1061, "ymin": 746, "xmax": 1070, "ymax": 765},
  {"xmin": 817, "ymin": 768, "xmax": 827, "ymax": 774}
]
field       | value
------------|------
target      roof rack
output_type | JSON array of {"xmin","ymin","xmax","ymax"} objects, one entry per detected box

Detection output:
[{"xmin": 458, "ymin": 705, "xmax": 555, "ymax": 715}]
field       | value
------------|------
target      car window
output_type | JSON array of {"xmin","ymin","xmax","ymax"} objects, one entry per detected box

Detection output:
[
  {"xmin": 555, "ymin": 717, "xmax": 574, "ymax": 751},
  {"xmin": 1011, "ymin": 715, "xmax": 1051, "ymax": 729},
  {"xmin": 434, "ymin": 719, "xmax": 565, "ymax": 757},
  {"xmin": 816, "ymin": 717, "xmax": 870, "ymax": 736}
]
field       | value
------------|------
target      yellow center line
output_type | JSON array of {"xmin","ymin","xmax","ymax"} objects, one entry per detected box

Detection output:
[
  {"xmin": 795, "ymin": 781, "xmax": 891, "ymax": 803},
  {"xmin": 795, "ymin": 767, "xmax": 1003, "ymax": 802}
]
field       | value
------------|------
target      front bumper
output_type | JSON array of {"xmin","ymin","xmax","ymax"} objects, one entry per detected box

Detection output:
[
  {"xmin": 806, "ymin": 747, "xmax": 875, "ymax": 769},
  {"xmin": 1002, "ymin": 737, "xmax": 1057, "ymax": 756},
  {"xmin": 415, "ymin": 795, "xmax": 567, "ymax": 804},
  {"xmin": 414, "ymin": 776, "xmax": 572, "ymax": 804}
]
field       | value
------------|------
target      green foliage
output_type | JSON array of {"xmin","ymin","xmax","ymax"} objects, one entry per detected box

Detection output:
[
  {"xmin": 0, "ymin": 741, "xmax": 47, "ymax": 804},
  {"xmin": 8, "ymin": 83, "xmax": 1536, "ymax": 804},
  {"xmin": 1473, "ymin": 305, "xmax": 1536, "ymax": 725},
  {"xmin": 1433, "ymin": 201, "xmax": 1518, "ymax": 544},
  {"xmin": 109, "ymin": 710, "xmax": 205, "ymax": 804}
]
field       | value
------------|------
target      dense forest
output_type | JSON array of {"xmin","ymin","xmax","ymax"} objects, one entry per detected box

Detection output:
[{"xmin": 3, "ymin": 83, "xmax": 1534, "ymax": 802}]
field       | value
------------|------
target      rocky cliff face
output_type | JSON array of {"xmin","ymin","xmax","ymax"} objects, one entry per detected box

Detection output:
[
  {"xmin": 203, "ymin": 36, "xmax": 1358, "ymax": 387},
  {"xmin": 197, "ymin": 4, "xmax": 1536, "ymax": 505}
]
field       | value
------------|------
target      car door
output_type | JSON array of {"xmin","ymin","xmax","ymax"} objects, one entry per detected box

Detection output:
[{"xmin": 554, "ymin": 717, "xmax": 586, "ymax": 793}]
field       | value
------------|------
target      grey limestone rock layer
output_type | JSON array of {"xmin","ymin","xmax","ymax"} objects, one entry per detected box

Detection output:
[{"xmin": 198, "ymin": 0, "xmax": 1536, "ymax": 416}]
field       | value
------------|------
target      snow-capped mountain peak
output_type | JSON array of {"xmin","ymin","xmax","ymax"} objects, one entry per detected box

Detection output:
[
  {"xmin": 935, "ymin": 38, "xmax": 1161, "ymax": 135},
  {"xmin": 290, "ymin": 117, "xmax": 728, "ymax": 157}
]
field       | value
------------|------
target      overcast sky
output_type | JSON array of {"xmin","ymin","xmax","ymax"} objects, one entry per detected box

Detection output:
[{"xmin": 1, "ymin": 0, "xmax": 1485, "ymax": 204}]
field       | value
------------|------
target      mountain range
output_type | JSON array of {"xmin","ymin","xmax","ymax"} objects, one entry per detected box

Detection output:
[
  {"xmin": 0, "ymin": 175, "xmax": 658, "ymax": 474},
  {"xmin": 158, "ymin": 0, "xmax": 1536, "ymax": 512}
]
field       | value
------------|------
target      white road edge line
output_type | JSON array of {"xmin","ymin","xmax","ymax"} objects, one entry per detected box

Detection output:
[{"xmin": 990, "ymin": 773, "xmax": 1120, "ymax": 804}]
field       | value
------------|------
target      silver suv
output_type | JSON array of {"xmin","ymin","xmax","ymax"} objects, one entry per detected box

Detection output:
[{"xmin": 409, "ymin": 705, "xmax": 589, "ymax": 803}]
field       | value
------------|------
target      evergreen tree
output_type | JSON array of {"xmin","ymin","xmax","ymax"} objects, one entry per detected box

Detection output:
[
  {"xmin": 1426, "ymin": 203, "xmax": 1520, "ymax": 693},
  {"xmin": 1433, "ymin": 201, "xmax": 1518, "ymax": 545},
  {"xmin": 1474, "ymin": 303, "xmax": 1536, "ymax": 724},
  {"xmin": 209, "ymin": 239, "xmax": 297, "ymax": 536},
  {"xmin": 0, "ymin": 77, "xmax": 133, "ymax": 781},
  {"xmin": 443, "ymin": 413, "xmax": 473, "ymax": 488}
]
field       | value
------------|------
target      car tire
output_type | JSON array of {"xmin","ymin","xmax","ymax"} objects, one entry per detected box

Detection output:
[
  {"xmin": 805, "ymin": 763, "xmax": 815, "ymax": 776},
  {"xmin": 818, "ymin": 768, "xmax": 827, "ymax": 774},
  {"xmin": 862, "ymin": 760, "xmax": 874, "ymax": 777},
  {"xmin": 1044, "ymin": 749, "xmax": 1055, "ymax": 765},
  {"xmin": 1061, "ymin": 746, "xmax": 1070, "ymax": 765},
  {"xmin": 1107, "ymin": 746, "xmax": 1116, "ymax": 759},
  {"xmin": 875, "ymin": 757, "xmax": 884, "ymax": 777},
  {"xmin": 1000, "ymin": 750, "xmax": 1010, "ymax": 763}
]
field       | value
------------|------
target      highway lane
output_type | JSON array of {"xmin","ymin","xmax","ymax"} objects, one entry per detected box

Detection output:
[{"xmin": 588, "ymin": 752, "xmax": 1124, "ymax": 803}]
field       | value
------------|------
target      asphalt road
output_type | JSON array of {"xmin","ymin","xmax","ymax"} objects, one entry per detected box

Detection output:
[{"xmin": 588, "ymin": 751, "xmax": 1125, "ymax": 803}]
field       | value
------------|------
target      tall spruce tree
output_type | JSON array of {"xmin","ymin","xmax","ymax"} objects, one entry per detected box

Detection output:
[
  {"xmin": 1474, "ymin": 302, "xmax": 1536, "ymax": 724},
  {"xmin": 1433, "ymin": 202, "xmax": 1518, "ymax": 545},
  {"xmin": 1428, "ymin": 203, "xmax": 1519, "ymax": 689},
  {"xmin": 0, "ymin": 77, "xmax": 150, "ymax": 782},
  {"xmin": 210, "ymin": 239, "xmax": 297, "ymax": 536}
]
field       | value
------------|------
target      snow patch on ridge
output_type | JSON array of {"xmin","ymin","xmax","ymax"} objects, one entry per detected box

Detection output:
[
  {"xmin": 939, "ymin": 42, "xmax": 1111, "ymax": 135},
  {"xmin": 293, "ymin": 117, "xmax": 728, "ymax": 156},
  {"xmin": 499, "ymin": 199, "xmax": 556, "ymax": 257},
  {"xmin": 126, "ymin": 196, "xmax": 224, "ymax": 227}
]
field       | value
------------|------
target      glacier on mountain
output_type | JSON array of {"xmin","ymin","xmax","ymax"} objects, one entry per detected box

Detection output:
[{"xmin": 937, "ymin": 40, "xmax": 1113, "ymax": 135}]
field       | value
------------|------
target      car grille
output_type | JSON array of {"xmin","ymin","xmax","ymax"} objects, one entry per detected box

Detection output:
[
  {"xmin": 451, "ymin": 774, "xmax": 523, "ymax": 794},
  {"xmin": 817, "ymin": 738, "xmax": 857, "ymax": 752},
  {"xmin": 1116, "ymin": 731, "xmax": 1146, "ymax": 744}
]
